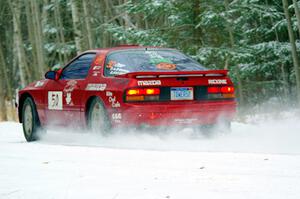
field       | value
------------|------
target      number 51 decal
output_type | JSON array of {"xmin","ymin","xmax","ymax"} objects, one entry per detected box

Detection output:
[{"xmin": 48, "ymin": 91, "xmax": 63, "ymax": 110}]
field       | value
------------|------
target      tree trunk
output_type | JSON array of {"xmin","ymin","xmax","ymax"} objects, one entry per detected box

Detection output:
[
  {"xmin": 224, "ymin": 0, "xmax": 245, "ymax": 106},
  {"xmin": 25, "ymin": 1, "xmax": 38, "ymax": 81},
  {"xmin": 193, "ymin": 0, "xmax": 202, "ymax": 48},
  {"xmin": 0, "ymin": 45, "xmax": 8, "ymax": 121},
  {"xmin": 282, "ymin": 0, "xmax": 300, "ymax": 102},
  {"xmin": 53, "ymin": 0, "xmax": 65, "ymax": 65},
  {"xmin": 82, "ymin": 0, "xmax": 94, "ymax": 49},
  {"xmin": 266, "ymin": 0, "xmax": 289, "ymax": 99},
  {"xmin": 224, "ymin": 0, "xmax": 235, "ymax": 48},
  {"xmin": 70, "ymin": 0, "xmax": 83, "ymax": 53},
  {"xmin": 0, "ymin": 43, "xmax": 13, "ymax": 101},
  {"xmin": 10, "ymin": 0, "xmax": 28, "ymax": 88},
  {"xmin": 104, "ymin": 0, "xmax": 114, "ymax": 47},
  {"xmin": 293, "ymin": 0, "xmax": 300, "ymax": 37},
  {"xmin": 0, "ymin": 92, "xmax": 7, "ymax": 121},
  {"xmin": 30, "ymin": 0, "xmax": 46, "ymax": 78},
  {"xmin": 281, "ymin": 63, "xmax": 289, "ymax": 99}
]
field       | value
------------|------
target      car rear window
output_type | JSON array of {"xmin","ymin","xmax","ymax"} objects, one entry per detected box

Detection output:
[{"xmin": 104, "ymin": 49, "xmax": 207, "ymax": 76}]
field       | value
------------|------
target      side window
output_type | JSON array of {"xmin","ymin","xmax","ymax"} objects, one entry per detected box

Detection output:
[{"xmin": 61, "ymin": 53, "xmax": 96, "ymax": 79}]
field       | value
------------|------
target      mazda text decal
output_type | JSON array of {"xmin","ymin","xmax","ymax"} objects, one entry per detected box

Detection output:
[
  {"xmin": 208, "ymin": 79, "xmax": 227, "ymax": 84},
  {"xmin": 137, "ymin": 80, "xmax": 161, "ymax": 86},
  {"xmin": 48, "ymin": 91, "xmax": 63, "ymax": 110}
]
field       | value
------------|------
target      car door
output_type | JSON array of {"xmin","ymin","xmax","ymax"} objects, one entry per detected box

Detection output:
[{"xmin": 45, "ymin": 53, "xmax": 97, "ymax": 126}]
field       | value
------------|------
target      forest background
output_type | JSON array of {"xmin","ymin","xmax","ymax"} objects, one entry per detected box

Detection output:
[{"xmin": 1, "ymin": 0, "xmax": 300, "ymax": 121}]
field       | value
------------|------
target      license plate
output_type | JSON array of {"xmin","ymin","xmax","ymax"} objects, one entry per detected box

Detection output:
[{"xmin": 171, "ymin": 87, "xmax": 194, "ymax": 100}]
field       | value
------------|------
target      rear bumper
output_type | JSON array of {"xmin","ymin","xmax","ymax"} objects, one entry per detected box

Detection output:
[{"xmin": 114, "ymin": 100, "xmax": 237, "ymax": 127}]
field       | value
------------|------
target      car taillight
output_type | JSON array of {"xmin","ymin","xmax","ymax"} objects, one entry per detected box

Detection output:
[
  {"xmin": 126, "ymin": 88, "xmax": 160, "ymax": 102},
  {"xmin": 207, "ymin": 87, "xmax": 219, "ymax": 93},
  {"xmin": 127, "ymin": 89, "xmax": 142, "ymax": 95},
  {"xmin": 145, "ymin": 88, "xmax": 160, "ymax": 95},
  {"xmin": 221, "ymin": 86, "xmax": 234, "ymax": 93},
  {"xmin": 207, "ymin": 86, "xmax": 235, "ymax": 99}
]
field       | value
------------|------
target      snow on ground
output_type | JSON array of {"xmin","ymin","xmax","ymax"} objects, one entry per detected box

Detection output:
[{"xmin": 1, "ymin": 115, "xmax": 300, "ymax": 199}]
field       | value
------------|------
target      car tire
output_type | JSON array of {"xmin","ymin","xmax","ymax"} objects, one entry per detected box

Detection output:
[
  {"xmin": 22, "ymin": 97, "xmax": 43, "ymax": 142},
  {"xmin": 197, "ymin": 121, "xmax": 231, "ymax": 137},
  {"xmin": 87, "ymin": 97, "xmax": 111, "ymax": 134},
  {"xmin": 217, "ymin": 120, "xmax": 231, "ymax": 133}
]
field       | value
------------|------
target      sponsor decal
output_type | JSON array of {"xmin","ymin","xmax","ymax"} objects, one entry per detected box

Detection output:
[
  {"xmin": 208, "ymin": 79, "xmax": 227, "ymax": 85},
  {"xmin": 112, "ymin": 113, "xmax": 122, "ymax": 120},
  {"xmin": 106, "ymin": 60, "xmax": 126, "ymax": 69},
  {"xmin": 34, "ymin": 80, "xmax": 45, "ymax": 87},
  {"xmin": 112, "ymin": 113, "xmax": 122, "ymax": 123},
  {"xmin": 137, "ymin": 80, "xmax": 161, "ymax": 86},
  {"xmin": 63, "ymin": 80, "xmax": 77, "ymax": 93},
  {"xmin": 145, "ymin": 51, "xmax": 163, "ymax": 59},
  {"xmin": 156, "ymin": 62, "xmax": 176, "ymax": 70},
  {"xmin": 108, "ymin": 95, "xmax": 121, "ymax": 108},
  {"xmin": 93, "ymin": 65, "xmax": 101, "ymax": 70},
  {"xmin": 48, "ymin": 91, "xmax": 63, "ymax": 110},
  {"xmin": 92, "ymin": 71, "xmax": 101, "ymax": 76},
  {"xmin": 109, "ymin": 67, "xmax": 129, "ymax": 75},
  {"xmin": 106, "ymin": 91, "xmax": 113, "ymax": 97},
  {"xmin": 174, "ymin": 118, "xmax": 197, "ymax": 124},
  {"xmin": 94, "ymin": 55, "xmax": 105, "ymax": 65},
  {"xmin": 63, "ymin": 80, "xmax": 77, "ymax": 106},
  {"xmin": 65, "ymin": 93, "xmax": 72, "ymax": 105},
  {"xmin": 107, "ymin": 60, "xmax": 117, "ymax": 69},
  {"xmin": 106, "ymin": 60, "xmax": 129, "ymax": 75},
  {"xmin": 86, "ymin": 83, "xmax": 106, "ymax": 91}
]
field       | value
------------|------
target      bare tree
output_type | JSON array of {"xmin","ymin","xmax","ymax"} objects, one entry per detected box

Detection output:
[
  {"xmin": 10, "ymin": 0, "xmax": 28, "ymax": 88},
  {"xmin": 224, "ymin": 0, "xmax": 245, "ymax": 106},
  {"xmin": 53, "ymin": 0, "xmax": 67, "ymax": 64},
  {"xmin": 29, "ymin": 0, "xmax": 46, "ymax": 77},
  {"xmin": 0, "ymin": 46, "xmax": 8, "ymax": 121},
  {"xmin": 293, "ymin": 0, "xmax": 300, "ymax": 37},
  {"xmin": 25, "ymin": 1, "xmax": 38, "ymax": 80},
  {"xmin": 82, "ymin": 0, "xmax": 94, "ymax": 49},
  {"xmin": 70, "ymin": 0, "xmax": 83, "ymax": 53},
  {"xmin": 282, "ymin": 0, "xmax": 300, "ymax": 102}
]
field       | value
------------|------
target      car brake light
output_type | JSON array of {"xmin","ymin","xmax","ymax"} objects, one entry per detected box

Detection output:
[
  {"xmin": 126, "ymin": 88, "xmax": 160, "ymax": 102},
  {"xmin": 221, "ymin": 86, "xmax": 234, "ymax": 93},
  {"xmin": 208, "ymin": 86, "xmax": 234, "ymax": 93},
  {"xmin": 207, "ymin": 87, "xmax": 219, "ymax": 93},
  {"xmin": 145, "ymin": 88, "xmax": 160, "ymax": 95},
  {"xmin": 127, "ymin": 88, "xmax": 160, "ymax": 96},
  {"xmin": 207, "ymin": 86, "xmax": 235, "ymax": 99},
  {"xmin": 127, "ymin": 89, "xmax": 141, "ymax": 95}
]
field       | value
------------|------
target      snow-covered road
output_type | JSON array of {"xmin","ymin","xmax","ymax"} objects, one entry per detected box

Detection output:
[{"xmin": 1, "ymin": 117, "xmax": 300, "ymax": 199}]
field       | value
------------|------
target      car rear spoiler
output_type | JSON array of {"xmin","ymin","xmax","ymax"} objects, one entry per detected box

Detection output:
[{"xmin": 115, "ymin": 70, "xmax": 228, "ymax": 78}]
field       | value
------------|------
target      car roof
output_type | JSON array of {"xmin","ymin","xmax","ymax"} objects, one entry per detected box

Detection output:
[{"xmin": 82, "ymin": 45, "xmax": 175, "ymax": 55}]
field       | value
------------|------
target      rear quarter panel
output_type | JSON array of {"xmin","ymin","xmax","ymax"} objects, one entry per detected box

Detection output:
[{"xmin": 83, "ymin": 52, "xmax": 130, "ymax": 125}]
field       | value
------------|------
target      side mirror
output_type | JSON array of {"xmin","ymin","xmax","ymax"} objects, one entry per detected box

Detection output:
[
  {"xmin": 45, "ymin": 71, "xmax": 56, "ymax": 80},
  {"xmin": 45, "ymin": 68, "xmax": 63, "ymax": 80}
]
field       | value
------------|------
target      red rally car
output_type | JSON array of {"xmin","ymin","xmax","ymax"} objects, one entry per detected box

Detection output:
[{"xmin": 17, "ymin": 45, "xmax": 237, "ymax": 141}]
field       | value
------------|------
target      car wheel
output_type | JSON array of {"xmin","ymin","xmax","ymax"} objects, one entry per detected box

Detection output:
[
  {"xmin": 87, "ymin": 98, "xmax": 111, "ymax": 134},
  {"xmin": 22, "ymin": 97, "xmax": 42, "ymax": 142},
  {"xmin": 217, "ymin": 120, "xmax": 231, "ymax": 133},
  {"xmin": 197, "ymin": 121, "xmax": 231, "ymax": 137}
]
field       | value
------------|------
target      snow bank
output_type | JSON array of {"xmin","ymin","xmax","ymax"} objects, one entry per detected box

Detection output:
[
  {"xmin": 1, "ymin": 114, "xmax": 300, "ymax": 199},
  {"xmin": 34, "ymin": 114, "xmax": 300, "ymax": 154}
]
